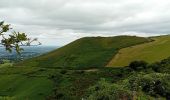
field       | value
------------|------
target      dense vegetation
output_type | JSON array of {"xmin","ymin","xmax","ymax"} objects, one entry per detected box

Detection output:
[
  {"xmin": 47, "ymin": 57, "xmax": 170, "ymax": 100},
  {"xmin": 17, "ymin": 36, "xmax": 150, "ymax": 69},
  {"xmin": 0, "ymin": 35, "xmax": 169, "ymax": 100},
  {"xmin": 1, "ymin": 55, "xmax": 169, "ymax": 99},
  {"xmin": 108, "ymin": 35, "xmax": 170, "ymax": 67}
]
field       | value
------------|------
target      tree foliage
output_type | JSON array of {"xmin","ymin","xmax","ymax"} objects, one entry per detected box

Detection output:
[
  {"xmin": 85, "ymin": 78, "xmax": 132, "ymax": 100},
  {"xmin": 0, "ymin": 21, "xmax": 40, "ymax": 53},
  {"xmin": 129, "ymin": 60, "xmax": 148, "ymax": 70}
]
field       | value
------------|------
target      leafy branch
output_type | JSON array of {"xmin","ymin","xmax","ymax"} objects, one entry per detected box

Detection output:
[{"xmin": 0, "ymin": 21, "xmax": 41, "ymax": 54}]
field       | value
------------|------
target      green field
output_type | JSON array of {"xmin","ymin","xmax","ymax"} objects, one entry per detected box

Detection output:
[
  {"xmin": 0, "ymin": 66, "xmax": 54, "ymax": 100},
  {"xmin": 107, "ymin": 35, "xmax": 170, "ymax": 67},
  {"xmin": 0, "ymin": 64, "xmax": 132, "ymax": 99},
  {"xmin": 16, "ymin": 36, "xmax": 149, "ymax": 69},
  {"xmin": 1, "ymin": 60, "xmax": 169, "ymax": 100}
]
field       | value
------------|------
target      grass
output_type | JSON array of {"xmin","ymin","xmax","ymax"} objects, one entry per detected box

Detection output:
[
  {"xmin": 1, "ymin": 35, "xmax": 169, "ymax": 99},
  {"xmin": 0, "ymin": 65, "xmax": 131, "ymax": 100},
  {"xmin": 0, "ymin": 66, "xmax": 54, "ymax": 100},
  {"xmin": 16, "ymin": 36, "xmax": 150, "ymax": 69},
  {"xmin": 45, "ymin": 67, "xmax": 133, "ymax": 99},
  {"xmin": 2, "ymin": 35, "xmax": 151, "ymax": 99},
  {"xmin": 107, "ymin": 35, "xmax": 170, "ymax": 67},
  {"xmin": 0, "ymin": 60, "xmax": 12, "ymax": 68}
]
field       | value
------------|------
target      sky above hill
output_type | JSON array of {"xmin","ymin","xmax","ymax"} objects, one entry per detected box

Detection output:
[{"xmin": 0, "ymin": 0, "xmax": 170, "ymax": 46}]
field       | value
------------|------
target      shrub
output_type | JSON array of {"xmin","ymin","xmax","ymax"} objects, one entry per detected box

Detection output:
[
  {"xmin": 129, "ymin": 61, "xmax": 148, "ymax": 71},
  {"xmin": 60, "ymin": 69, "xmax": 67, "ymax": 74},
  {"xmin": 149, "ymin": 63, "xmax": 161, "ymax": 72},
  {"xmin": 127, "ymin": 73, "xmax": 170, "ymax": 97},
  {"xmin": 85, "ymin": 78, "xmax": 132, "ymax": 100},
  {"xmin": 150, "ymin": 57, "xmax": 170, "ymax": 73},
  {"xmin": 73, "ymin": 70, "xmax": 85, "ymax": 74}
]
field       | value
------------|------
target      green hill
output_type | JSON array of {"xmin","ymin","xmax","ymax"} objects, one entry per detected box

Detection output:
[
  {"xmin": 1, "ymin": 35, "xmax": 170, "ymax": 100},
  {"xmin": 107, "ymin": 35, "xmax": 170, "ymax": 67},
  {"xmin": 17, "ymin": 36, "xmax": 150, "ymax": 69}
]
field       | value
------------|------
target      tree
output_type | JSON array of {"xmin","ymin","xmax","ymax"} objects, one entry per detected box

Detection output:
[{"xmin": 0, "ymin": 21, "xmax": 40, "ymax": 54}]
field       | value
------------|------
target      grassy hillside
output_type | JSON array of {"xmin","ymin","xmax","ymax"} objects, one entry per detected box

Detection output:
[
  {"xmin": 0, "ymin": 66, "xmax": 55, "ymax": 100},
  {"xmin": 0, "ymin": 64, "xmax": 129, "ymax": 99},
  {"xmin": 107, "ymin": 35, "xmax": 170, "ymax": 67},
  {"xmin": 17, "ymin": 36, "xmax": 150, "ymax": 69},
  {"xmin": 0, "ymin": 35, "xmax": 170, "ymax": 100},
  {"xmin": 1, "ymin": 57, "xmax": 170, "ymax": 99}
]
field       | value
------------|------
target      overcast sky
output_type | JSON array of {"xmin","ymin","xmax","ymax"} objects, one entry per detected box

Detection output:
[{"xmin": 0, "ymin": 0, "xmax": 170, "ymax": 46}]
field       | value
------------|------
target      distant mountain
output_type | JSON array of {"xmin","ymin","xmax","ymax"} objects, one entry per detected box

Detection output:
[
  {"xmin": 0, "ymin": 46, "xmax": 58, "ymax": 62},
  {"xmin": 17, "ymin": 36, "xmax": 150, "ymax": 69}
]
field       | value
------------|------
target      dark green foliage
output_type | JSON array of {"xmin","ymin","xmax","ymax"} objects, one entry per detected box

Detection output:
[
  {"xmin": 60, "ymin": 69, "xmax": 67, "ymax": 74},
  {"xmin": 127, "ymin": 73, "xmax": 170, "ymax": 97},
  {"xmin": 47, "ymin": 67, "xmax": 132, "ymax": 100},
  {"xmin": 85, "ymin": 79, "xmax": 132, "ymax": 100},
  {"xmin": 17, "ymin": 36, "xmax": 150, "ymax": 69},
  {"xmin": 82, "ymin": 58, "xmax": 170, "ymax": 100},
  {"xmin": 73, "ymin": 70, "xmax": 85, "ymax": 74},
  {"xmin": 149, "ymin": 63, "xmax": 161, "ymax": 72},
  {"xmin": 1, "ymin": 55, "xmax": 170, "ymax": 100},
  {"xmin": 149, "ymin": 57, "xmax": 170, "ymax": 73},
  {"xmin": 129, "ymin": 60, "xmax": 148, "ymax": 70}
]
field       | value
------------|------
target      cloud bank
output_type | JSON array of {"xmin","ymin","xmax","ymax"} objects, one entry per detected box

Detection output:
[{"xmin": 0, "ymin": 0, "xmax": 170, "ymax": 45}]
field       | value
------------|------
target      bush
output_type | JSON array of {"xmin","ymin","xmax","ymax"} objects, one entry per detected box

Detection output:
[
  {"xmin": 85, "ymin": 78, "xmax": 132, "ymax": 100},
  {"xmin": 149, "ymin": 58, "xmax": 170, "ymax": 73},
  {"xmin": 129, "ymin": 61, "xmax": 148, "ymax": 71},
  {"xmin": 127, "ymin": 73, "xmax": 170, "ymax": 97},
  {"xmin": 73, "ymin": 70, "xmax": 85, "ymax": 74},
  {"xmin": 149, "ymin": 63, "xmax": 161, "ymax": 72},
  {"xmin": 60, "ymin": 69, "xmax": 67, "ymax": 74}
]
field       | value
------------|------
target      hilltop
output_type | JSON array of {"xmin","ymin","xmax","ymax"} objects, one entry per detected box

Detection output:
[{"xmin": 16, "ymin": 36, "xmax": 150, "ymax": 69}]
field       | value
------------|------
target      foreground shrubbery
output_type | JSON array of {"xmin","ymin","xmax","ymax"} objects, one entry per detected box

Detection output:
[
  {"xmin": 83, "ymin": 58, "xmax": 170, "ymax": 100},
  {"xmin": 128, "ymin": 60, "xmax": 148, "ymax": 71},
  {"xmin": 85, "ymin": 78, "xmax": 132, "ymax": 100},
  {"xmin": 84, "ymin": 73, "xmax": 170, "ymax": 100},
  {"xmin": 126, "ymin": 73, "xmax": 170, "ymax": 98},
  {"xmin": 128, "ymin": 57, "xmax": 170, "ymax": 73},
  {"xmin": 1, "ymin": 57, "xmax": 169, "ymax": 100}
]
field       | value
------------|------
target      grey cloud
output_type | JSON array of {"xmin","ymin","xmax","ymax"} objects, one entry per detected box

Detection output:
[{"xmin": 0, "ymin": 0, "xmax": 170, "ymax": 45}]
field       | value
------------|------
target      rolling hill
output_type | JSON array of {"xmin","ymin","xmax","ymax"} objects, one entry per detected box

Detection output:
[
  {"xmin": 16, "ymin": 36, "xmax": 150, "ymax": 69},
  {"xmin": 0, "ymin": 35, "xmax": 170, "ymax": 99},
  {"xmin": 107, "ymin": 35, "xmax": 170, "ymax": 67}
]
